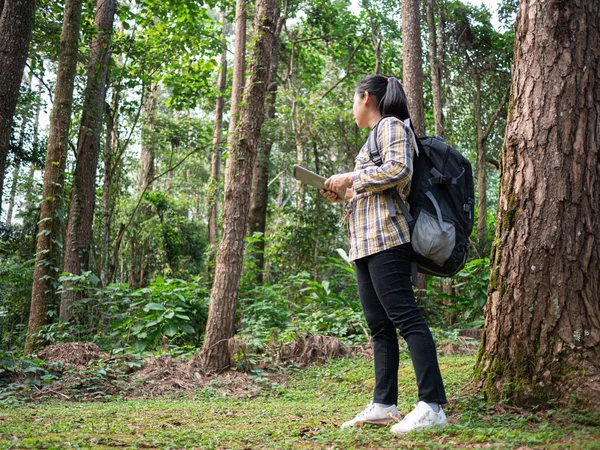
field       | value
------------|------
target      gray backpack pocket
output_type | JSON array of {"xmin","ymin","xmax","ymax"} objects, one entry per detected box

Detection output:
[{"xmin": 411, "ymin": 210, "xmax": 456, "ymax": 266}]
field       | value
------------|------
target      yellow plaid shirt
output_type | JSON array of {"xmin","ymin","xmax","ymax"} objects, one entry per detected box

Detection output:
[{"xmin": 343, "ymin": 116, "xmax": 414, "ymax": 261}]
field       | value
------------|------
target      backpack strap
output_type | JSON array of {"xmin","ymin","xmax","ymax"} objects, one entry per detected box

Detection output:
[{"xmin": 368, "ymin": 117, "xmax": 415, "ymax": 222}]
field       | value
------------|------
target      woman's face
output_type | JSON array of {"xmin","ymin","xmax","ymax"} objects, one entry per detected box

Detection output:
[{"xmin": 352, "ymin": 91, "xmax": 370, "ymax": 128}]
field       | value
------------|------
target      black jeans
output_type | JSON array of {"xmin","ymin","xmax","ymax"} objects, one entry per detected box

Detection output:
[{"xmin": 355, "ymin": 244, "xmax": 447, "ymax": 406}]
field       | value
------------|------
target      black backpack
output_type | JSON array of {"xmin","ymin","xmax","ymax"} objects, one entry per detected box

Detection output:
[{"xmin": 368, "ymin": 117, "xmax": 474, "ymax": 279}]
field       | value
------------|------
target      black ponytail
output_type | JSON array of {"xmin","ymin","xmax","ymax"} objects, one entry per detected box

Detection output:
[{"xmin": 355, "ymin": 75, "xmax": 411, "ymax": 121}]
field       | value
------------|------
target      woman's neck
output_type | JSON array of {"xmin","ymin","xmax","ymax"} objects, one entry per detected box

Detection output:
[{"xmin": 368, "ymin": 111, "xmax": 383, "ymax": 129}]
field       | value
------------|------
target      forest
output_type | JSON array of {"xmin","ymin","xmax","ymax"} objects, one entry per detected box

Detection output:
[{"xmin": 0, "ymin": 0, "xmax": 598, "ymax": 448}]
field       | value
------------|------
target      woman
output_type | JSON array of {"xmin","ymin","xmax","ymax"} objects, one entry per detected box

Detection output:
[{"xmin": 321, "ymin": 75, "xmax": 448, "ymax": 434}]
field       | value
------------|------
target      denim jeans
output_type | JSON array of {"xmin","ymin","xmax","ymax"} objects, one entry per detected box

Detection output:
[{"xmin": 355, "ymin": 243, "xmax": 447, "ymax": 406}]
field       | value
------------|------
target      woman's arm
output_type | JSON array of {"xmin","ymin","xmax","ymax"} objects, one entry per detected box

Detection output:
[{"xmin": 351, "ymin": 118, "xmax": 413, "ymax": 194}]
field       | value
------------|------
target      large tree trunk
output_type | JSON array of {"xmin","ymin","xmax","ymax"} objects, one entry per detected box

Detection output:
[
  {"xmin": 0, "ymin": 0, "xmax": 36, "ymax": 215},
  {"xmin": 200, "ymin": 0, "xmax": 279, "ymax": 373},
  {"xmin": 402, "ymin": 0, "xmax": 427, "ymax": 290},
  {"xmin": 25, "ymin": 0, "xmax": 83, "ymax": 355},
  {"xmin": 60, "ymin": 0, "xmax": 116, "ymax": 321},
  {"xmin": 402, "ymin": 0, "xmax": 425, "ymax": 137},
  {"xmin": 208, "ymin": 10, "xmax": 227, "ymax": 245},
  {"xmin": 474, "ymin": 0, "xmax": 600, "ymax": 410},
  {"xmin": 247, "ymin": 8, "xmax": 285, "ymax": 283}
]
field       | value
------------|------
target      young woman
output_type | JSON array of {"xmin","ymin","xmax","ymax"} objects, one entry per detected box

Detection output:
[{"xmin": 320, "ymin": 74, "xmax": 448, "ymax": 434}]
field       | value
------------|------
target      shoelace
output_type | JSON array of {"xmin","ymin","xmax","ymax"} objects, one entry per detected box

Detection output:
[{"xmin": 355, "ymin": 403, "xmax": 376, "ymax": 418}]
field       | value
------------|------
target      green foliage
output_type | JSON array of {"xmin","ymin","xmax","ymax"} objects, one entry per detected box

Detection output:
[
  {"xmin": 107, "ymin": 278, "xmax": 209, "ymax": 352},
  {"xmin": 424, "ymin": 258, "xmax": 490, "ymax": 328}
]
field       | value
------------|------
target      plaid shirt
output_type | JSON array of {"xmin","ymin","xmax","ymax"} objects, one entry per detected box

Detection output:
[{"xmin": 343, "ymin": 116, "xmax": 414, "ymax": 261}]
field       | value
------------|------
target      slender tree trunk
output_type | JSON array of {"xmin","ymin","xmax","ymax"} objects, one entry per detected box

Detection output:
[
  {"xmin": 247, "ymin": 7, "xmax": 285, "ymax": 283},
  {"xmin": 100, "ymin": 86, "xmax": 120, "ymax": 286},
  {"xmin": 200, "ymin": 0, "xmax": 279, "ymax": 373},
  {"xmin": 140, "ymin": 85, "xmax": 157, "ymax": 193},
  {"xmin": 0, "ymin": 0, "xmax": 36, "ymax": 215},
  {"xmin": 208, "ymin": 10, "xmax": 227, "ymax": 245},
  {"xmin": 474, "ymin": 75, "xmax": 487, "ymax": 255},
  {"xmin": 293, "ymin": 101, "xmax": 306, "ymax": 209},
  {"xmin": 426, "ymin": 0, "xmax": 443, "ymax": 137},
  {"xmin": 224, "ymin": 0, "xmax": 247, "ymax": 188},
  {"xmin": 25, "ymin": 0, "xmax": 83, "ymax": 355},
  {"xmin": 474, "ymin": 0, "xmax": 600, "ymax": 410},
  {"xmin": 402, "ymin": 0, "xmax": 425, "ymax": 137},
  {"xmin": 60, "ymin": 0, "xmax": 116, "ymax": 321},
  {"xmin": 5, "ymin": 163, "xmax": 19, "ymax": 224}
]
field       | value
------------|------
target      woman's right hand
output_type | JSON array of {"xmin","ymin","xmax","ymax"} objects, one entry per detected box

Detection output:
[{"xmin": 320, "ymin": 188, "xmax": 353, "ymax": 203}]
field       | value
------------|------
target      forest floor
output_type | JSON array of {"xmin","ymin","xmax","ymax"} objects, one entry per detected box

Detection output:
[{"xmin": 1, "ymin": 344, "xmax": 600, "ymax": 449}]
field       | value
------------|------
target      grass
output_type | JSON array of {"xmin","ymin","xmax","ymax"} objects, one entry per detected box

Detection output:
[{"xmin": 1, "ymin": 355, "xmax": 599, "ymax": 449}]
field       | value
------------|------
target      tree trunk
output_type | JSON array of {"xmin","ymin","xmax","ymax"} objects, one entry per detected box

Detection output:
[
  {"xmin": 401, "ymin": 0, "xmax": 425, "ymax": 136},
  {"xmin": 402, "ymin": 0, "xmax": 427, "ymax": 290},
  {"xmin": 200, "ymin": 0, "xmax": 279, "ymax": 373},
  {"xmin": 0, "ymin": 0, "xmax": 36, "ymax": 215},
  {"xmin": 208, "ymin": 9, "xmax": 227, "ymax": 245},
  {"xmin": 474, "ymin": 75, "xmax": 487, "ymax": 255},
  {"xmin": 140, "ymin": 85, "xmax": 157, "ymax": 193},
  {"xmin": 474, "ymin": 0, "xmax": 600, "ymax": 410},
  {"xmin": 100, "ymin": 85, "xmax": 120, "ymax": 286},
  {"xmin": 5, "ymin": 162, "xmax": 19, "ymax": 224},
  {"xmin": 426, "ymin": 0, "xmax": 443, "ymax": 137},
  {"xmin": 25, "ymin": 0, "xmax": 83, "ymax": 355},
  {"xmin": 60, "ymin": 0, "xmax": 116, "ymax": 321},
  {"xmin": 293, "ymin": 101, "xmax": 306, "ymax": 210},
  {"xmin": 224, "ymin": 0, "xmax": 247, "ymax": 188},
  {"xmin": 247, "ymin": 7, "xmax": 285, "ymax": 283}
]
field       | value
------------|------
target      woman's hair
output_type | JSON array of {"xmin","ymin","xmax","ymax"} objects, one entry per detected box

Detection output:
[{"xmin": 355, "ymin": 75, "xmax": 411, "ymax": 120}]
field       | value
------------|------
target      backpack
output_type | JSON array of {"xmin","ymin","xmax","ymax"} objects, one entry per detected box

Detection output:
[{"xmin": 368, "ymin": 116, "xmax": 475, "ymax": 279}]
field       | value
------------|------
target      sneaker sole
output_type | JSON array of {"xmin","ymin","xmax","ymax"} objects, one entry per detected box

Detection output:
[
  {"xmin": 390, "ymin": 423, "xmax": 447, "ymax": 435},
  {"xmin": 358, "ymin": 418, "xmax": 399, "ymax": 427}
]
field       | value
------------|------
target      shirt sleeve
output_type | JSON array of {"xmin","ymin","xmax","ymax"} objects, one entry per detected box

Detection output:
[{"xmin": 351, "ymin": 117, "xmax": 413, "ymax": 194}]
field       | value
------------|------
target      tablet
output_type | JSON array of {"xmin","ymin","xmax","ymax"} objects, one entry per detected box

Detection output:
[{"xmin": 292, "ymin": 165, "xmax": 345, "ymax": 200}]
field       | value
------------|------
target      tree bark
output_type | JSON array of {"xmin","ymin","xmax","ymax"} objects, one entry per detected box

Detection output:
[
  {"xmin": 0, "ymin": 0, "xmax": 36, "ymax": 215},
  {"xmin": 224, "ymin": 0, "xmax": 247, "ymax": 188},
  {"xmin": 426, "ymin": 0, "xmax": 443, "ymax": 137},
  {"xmin": 25, "ymin": 0, "xmax": 83, "ymax": 355},
  {"xmin": 247, "ymin": 7, "xmax": 286, "ymax": 283},
  {"xmin": 208, "ymin": 10, "xmax": 227, "ymax": 245},
  {"xmin": 100, "ymin": 86, "xmax": 119, "ymax": 286},
  {"xmin": 474, "ymin": 0, "xmax": 600, "ymax": 410},
  {"xmin": 200, "ymin": 0, "xmax": 279, "ymax": 373},
  {"xmin": 402, "ymin": 0, "xmax": 425, "ymax": 136},
  {"xmin": 402, "ymin": 0, "xmax": 427, "ymax": 290},
  {"xmin": 60, "ymin": 0, "xmax": 116, "ymax": 321},
  {"xmin": 139, "ymin": 85, "xmax": 157, "ymax": 193}
]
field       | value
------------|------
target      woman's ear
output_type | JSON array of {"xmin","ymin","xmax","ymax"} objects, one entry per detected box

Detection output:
[{"xmin": 363, "ymin": 91, "xmax": 371, "ymax": 105}]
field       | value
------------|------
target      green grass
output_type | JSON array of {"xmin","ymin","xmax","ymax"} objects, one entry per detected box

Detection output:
[{"xmin": 1, "ymin": 355, "xmax": 599, "ymax": 449}]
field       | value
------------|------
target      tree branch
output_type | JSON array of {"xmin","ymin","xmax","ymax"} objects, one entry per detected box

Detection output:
[{"xmin": 483, "ymin": 85, "xmax": 511, "ymax": 140}]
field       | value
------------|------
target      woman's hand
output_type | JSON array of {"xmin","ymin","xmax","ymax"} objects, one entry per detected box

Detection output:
[
  {"xmin": 320, "ymin": 188, "xmax": 353, "ymax": 203},
  {"xmin": 324, "ymin": 173, "xmax": 354, "ymax": 192}
]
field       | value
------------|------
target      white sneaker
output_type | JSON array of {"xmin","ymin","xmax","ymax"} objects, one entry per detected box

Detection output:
[
  {"xmin": 390, "ymin": 401, "xmax": 448, "ymax": 434},
  {"xmin": 341, "ymin": 403, "xmax": 400, "ymax": 429}
]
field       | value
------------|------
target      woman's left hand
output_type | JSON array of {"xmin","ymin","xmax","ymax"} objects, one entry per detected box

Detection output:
[{"xmin": 325, "ymin": 173, "xmax": 354, "ymax": 192}]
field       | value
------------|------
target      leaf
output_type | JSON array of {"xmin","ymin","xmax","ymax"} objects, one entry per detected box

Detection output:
[
  {"xmin": 181, "ymin": 323, "xmax": 195, "ymax": 334},
  {"xmin": 163, "ymin": 323, "xmax": 179, "ymax": 337},
  {"xmin": 144, "ymin": 302, "xmax": 166, "ymax": 312}
]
